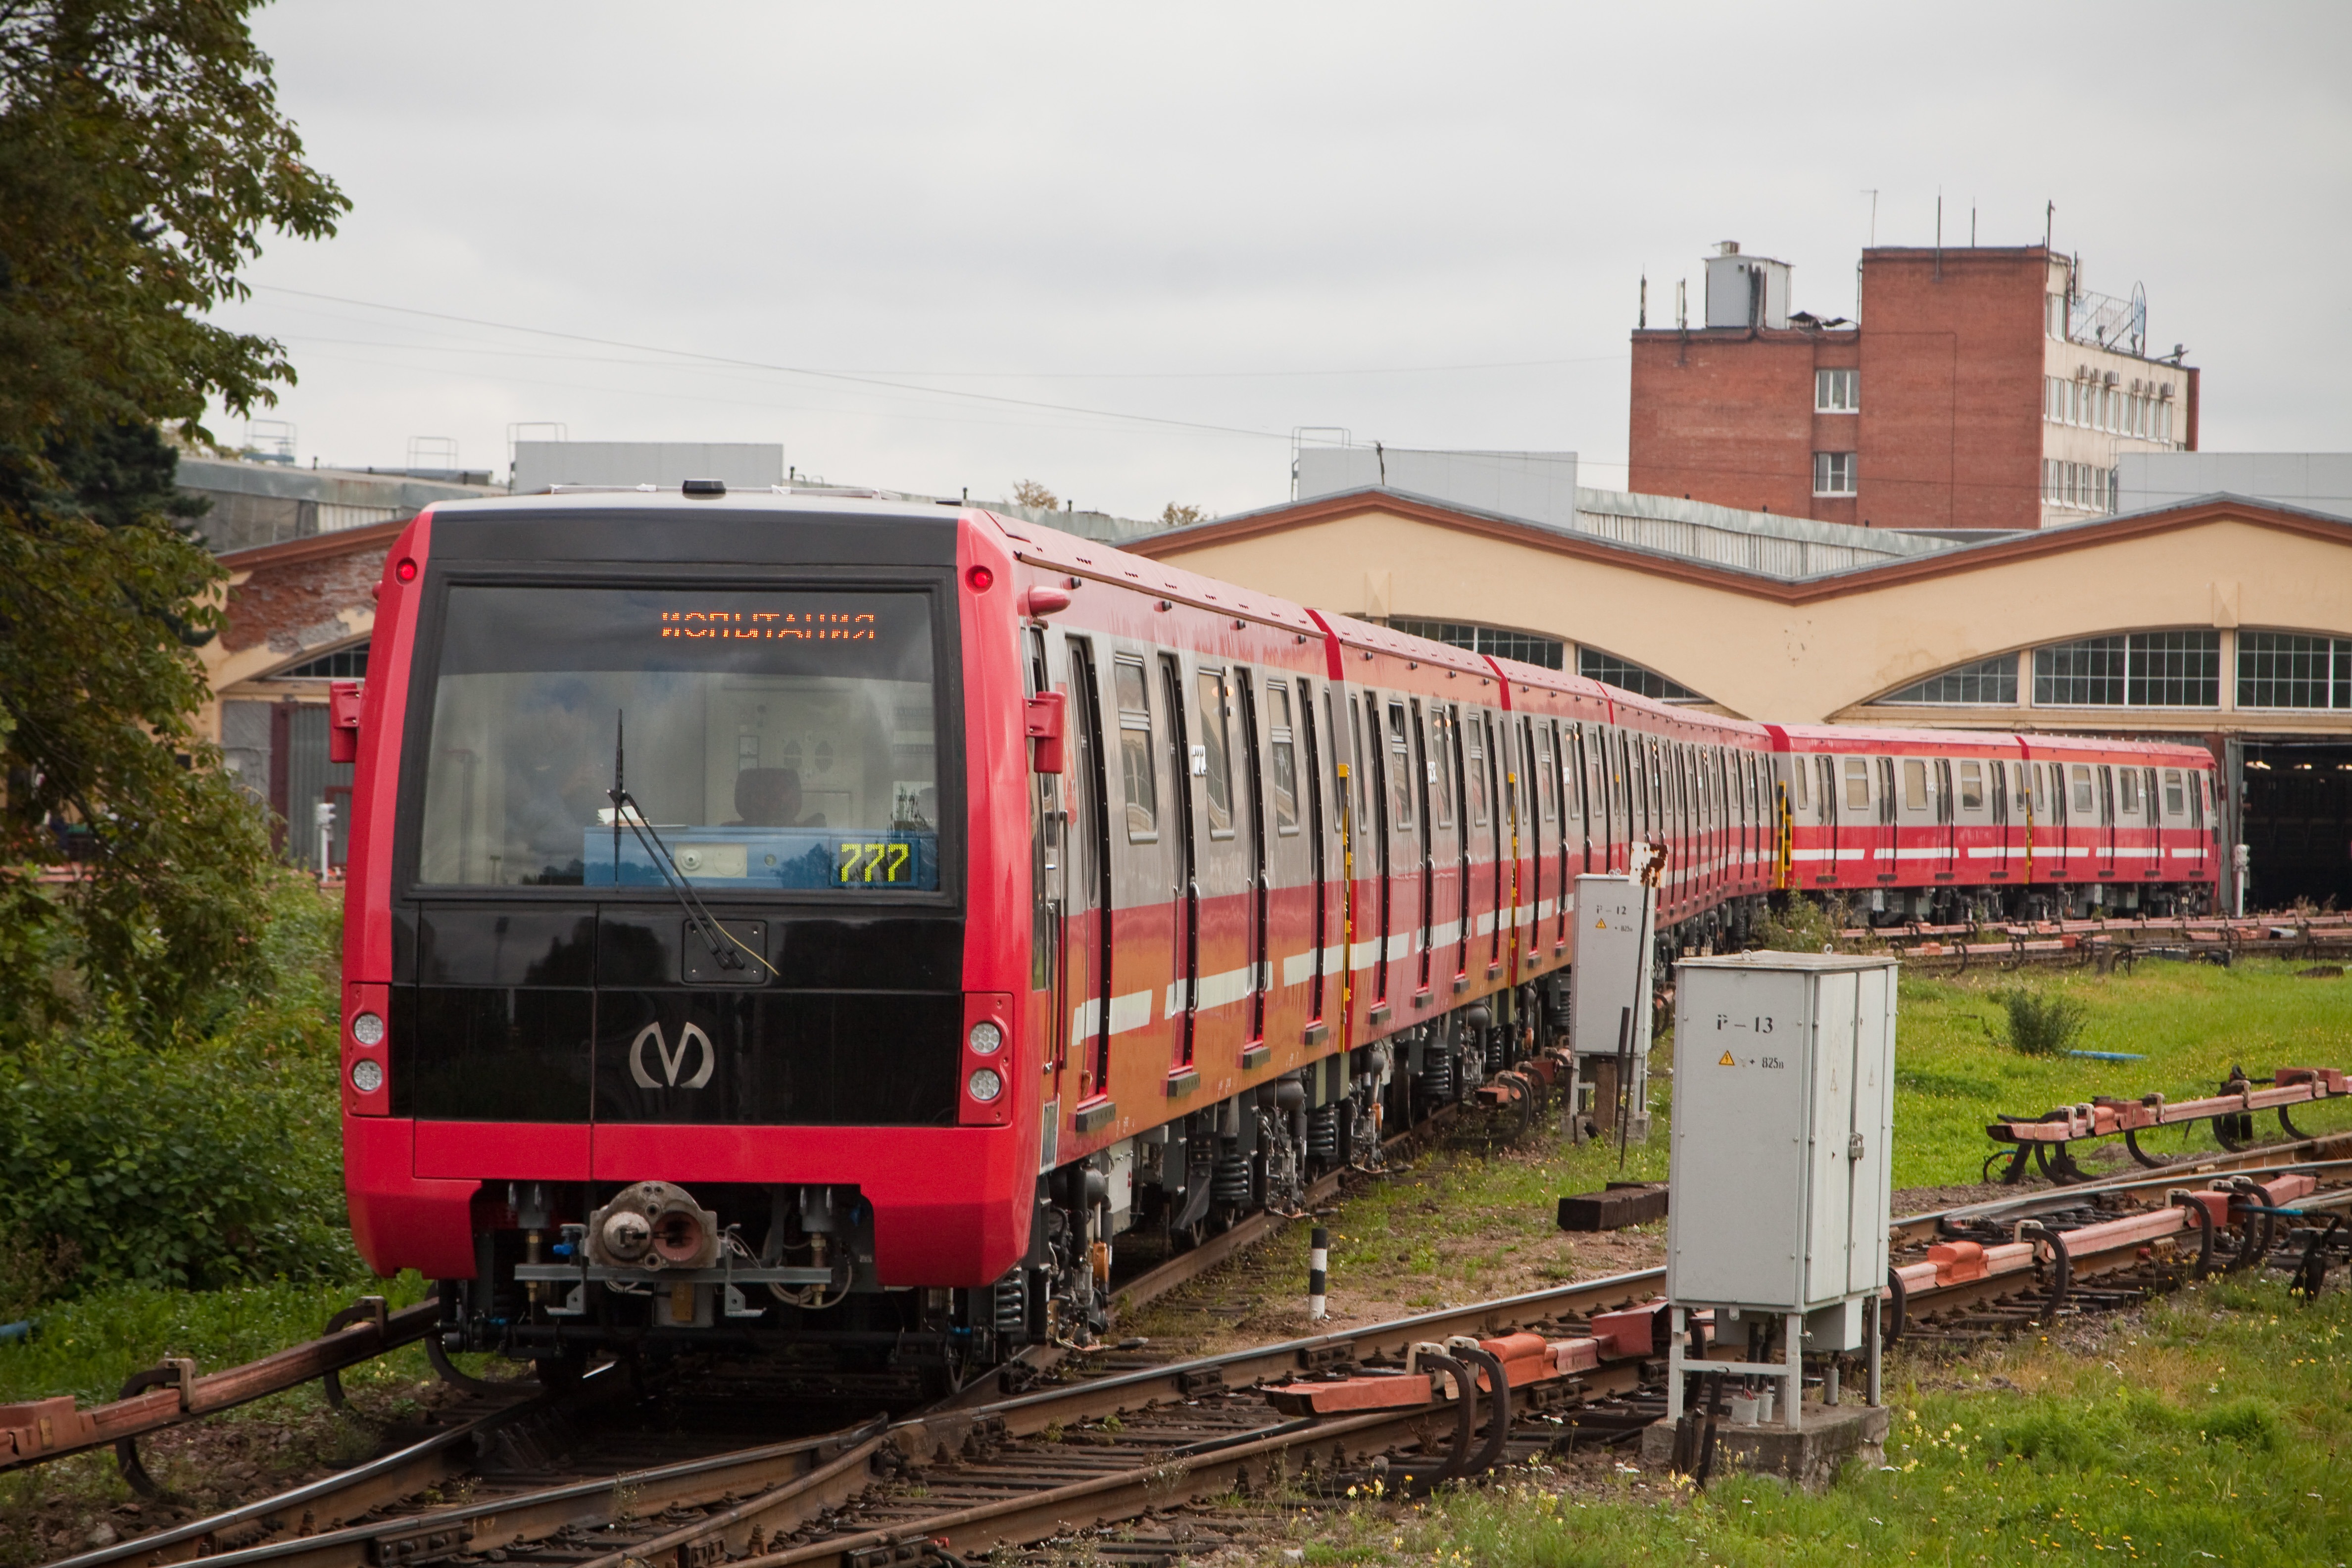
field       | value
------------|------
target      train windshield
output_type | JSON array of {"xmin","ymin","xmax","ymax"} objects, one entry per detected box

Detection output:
[{"xmin": 415, "ymin": 585, "xmax": 943, "ymax": 890}]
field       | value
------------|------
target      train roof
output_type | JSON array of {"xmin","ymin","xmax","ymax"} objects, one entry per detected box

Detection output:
[{"xmin": 1767, "ymin": 723, "xmax": 2212, "ymax": 763}]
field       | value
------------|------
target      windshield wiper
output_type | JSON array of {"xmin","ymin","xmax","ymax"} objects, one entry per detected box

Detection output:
[{"xmin": 607, "ymin": 710, "xmax": 774, "ymax": 978}]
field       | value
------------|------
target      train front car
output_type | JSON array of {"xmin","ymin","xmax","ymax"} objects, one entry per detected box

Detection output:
[{"xmin": 339, "ymin": 490, "xmax": 1033, "ymax": 1390}]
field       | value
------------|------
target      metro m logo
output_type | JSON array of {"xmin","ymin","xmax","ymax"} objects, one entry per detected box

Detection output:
[{"xmin": 629, "ymin": 1021, "xmax": 715, "ymax": 1089}]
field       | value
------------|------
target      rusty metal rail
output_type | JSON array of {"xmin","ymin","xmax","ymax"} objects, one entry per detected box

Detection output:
[
  {"xmin": 1986, "ymin": 1067, "xmax": 2351, "ymax": 1182},
  {"xmin": 1, "ymin": 1297, "xmax": 446, "ymax": 1475}
]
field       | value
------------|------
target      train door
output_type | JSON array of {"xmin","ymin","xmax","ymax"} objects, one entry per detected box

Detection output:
[
  {"xmin": 1023, "ymin": 631, "xmax": 1069, "ymax": 1090},
  {"xmin": 1479, "ymin": 713, "xmax": 1506, "ymax": 976},
  {"xmin": 1157, "ymin": 655, "xmax": 1198, "ymax": 1071},
  {"xmin": 2107, "ymin": 766, "xmax": 2126, "ymax": 879},
  {"xmin": 1067, "ymin": 641, "xmax": 1114, "ymax": 1104},
  {"xmin": 1234, "ymin": 669, "xmax": 1270, "ymax": 1045},
  {"xmin": 1989, "ymin": 756, "xmax": 2010, "ymax": 882},
  {"xmin": 1570, "ymin": 726, "xmax": 1592, "ymax": 876},
  {"xmin": 1448, "ymin": 706, "xmax": 1473, "ymax": 985},
  {"xmin": 2054, "ymin": 764, "xmax": 2078, "ymax": 876},
  {"xmin": 1291, "ymin": 678, "xmax": 1330, "ymax": 1036},
  {"xmin": 1875, "ymin": 756, "xmax": 1898, "ymax": 886},
  {"xmin": 1109, "ymin": 654, "xmax": 1164, "ymax": 1100},
  {"xmin": 2140, "ymin": 767, "xmax": 2162, "ymax": 878},
  {"xmin": 1521, "ymin": 716, "xmax": 1545, "ymax": 962},
  {"xmin": 1373, "ymin": 696, "xmax": 1408, "ymax": 1011},
  {"xmin": 1353, "ymin": 693, "xmax": 1392, "ymax": 1012},
  {"xmin": 1410, "ymin": 700, "xmax": 1435, "ymax": 996},
  {"xmin": 1549, "ymin": 722, "xmax": 1570, "ymax": 949},
  {"xmin": 1933, "ymin": 757, "xmax": 1958, "ymax": 882}
]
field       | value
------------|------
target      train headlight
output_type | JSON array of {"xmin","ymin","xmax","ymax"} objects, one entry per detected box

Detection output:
[
  {"xmin": 969, "ymin": 1021, "xmax": 1003, "ymax": 1056},
  {"xmin": 967, "ymin": 1067, "xmax": 1004, "ymax": 1103},
  {"xmin": 349, "ymin": 1059, "xmax": 385, "ymax": 1094},
  {"xmin": 351, "ymin": 1011, "xmax": 386, "ymax": 1047}
]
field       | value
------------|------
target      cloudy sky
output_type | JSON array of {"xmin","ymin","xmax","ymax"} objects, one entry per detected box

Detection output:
[{"xmin": 216, "ymin": 1, "xmax": 2350, "ymax": 518}]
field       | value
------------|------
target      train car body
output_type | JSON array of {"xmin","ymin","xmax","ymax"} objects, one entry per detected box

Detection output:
[{"xmin": 334, "ymin": 489, "xmax": 2216, "ymax": 1387}]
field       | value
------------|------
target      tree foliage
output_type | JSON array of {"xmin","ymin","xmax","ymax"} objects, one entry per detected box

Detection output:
[{"xmin": 0, "ymin": 2, "xmax": 346, "ymax": 1032}]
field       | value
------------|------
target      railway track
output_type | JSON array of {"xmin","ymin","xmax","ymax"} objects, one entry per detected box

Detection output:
[{"xmin": 40, "ymin": 1128, "xmax": 2352, "ymax": 1568}]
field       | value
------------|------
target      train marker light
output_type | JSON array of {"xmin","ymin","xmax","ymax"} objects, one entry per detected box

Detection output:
[
  {"xmin": 968, "ymin": 1067, "xmax": 1004, "ymax": 1103},
  {"xmin": 970, "ymin": 1021, "xmax": 1004, "ymax": 1055},
  {"xmin": 395, "ymin": 558, "xmax": 418, "ymax": 582},
  {"xmin": 966, "ymin": 564, "xmax": 995, "ymax": 592},
  {"xmin": 350, "ymin": 1059, "xmax": 385, "ymax": 1094},
  {"xmin": 352, "ymin": 1011, "xmax": 386, "ymax": 1046}
]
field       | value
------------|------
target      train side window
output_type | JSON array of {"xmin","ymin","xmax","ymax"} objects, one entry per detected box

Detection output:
[
  {"xmin": 1537, "ymin": 726, "xmax": 1557, "ymax": 821},
  {"xmin": 1843, "ymin": 756, "xmax": 1870, "ymax": 810},
  {"xmin": 1115, "ymin": 658, "xmax": 1157, "ymax": 840},
  {"xmin": 2117, "ymin": 767, "xmax": 2140, "ymax": 816},
  {"xmin": 1196, "ymin": 669, "xmax": 1234, "ymax": 838},
  {"xmin": 1902, "ymin": 758, "xmax": 1928, "ymax": 812},
  {"xmin": 1431, "ymin": 709, "xmax": 1456, "ymax": 828},
  {"xmin": 1385, "ymin": 700, "xmax": 1415, "ymax": 831},
  {"xmin": 1349, "ymin": 696, "xmax": 1370, "ymax": 833},
  {"xmin": 2068, "ymin": 765, "xmax": 2092, "ymax": 815},
  {"xmin": 1959, "ymin": 760, "xmax": 1984, "ymax": 812},
  {"xmin": 2163, "ymin": 769, "xmax": 2185, "ymax": 817},
  {"xmin": 1467, "ymin": 718, "xmax": 1489, "ymax": 827},
  {"xmin": 2190, "ymin": 775, "xmax": 2206, "ymax": 829},
  {"xmin": 1791, "ymin": 754, "xmax": 1810, "ymax": 810},
  {"xmin": 1267, "ymin": 682, "xmax": 1300, "ymax": 834}
]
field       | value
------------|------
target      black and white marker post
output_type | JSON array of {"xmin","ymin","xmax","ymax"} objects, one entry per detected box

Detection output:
[{"xmin": 1308, "ymin": 1226, "xmax": 1329, "ymax": 1323}]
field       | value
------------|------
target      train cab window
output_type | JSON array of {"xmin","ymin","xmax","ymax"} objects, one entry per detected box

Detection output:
[
  {"xmin": 1196, "ymin": 670, "xmax": 1234, "ymax": 838},
  {"xmin": 1385, "ymin": 701, "xmax": 1415, "ymax": 831},
  {"xmin": 1267, "ymin": 683, "xmax": 1300, "ymax": 834},
  {"xmin": 415, "ymin": 585, "xmax": 942, "ymax": 890},
  {"xmin": 2163, "ymin": 769, "xmax": 2185, "ymax": 817},
  {"xmin": 2070, "ymin": 765, "xmax": 2095, "ymax": 815},
  {"xmin": 1959, "ymin": 761, "xmax": 1985, "ymax": 812},
  {"xmin": 1843, "ymin": 756, "xmax": 1870, "ymax": 810},
  {"xmin": 2116, "ymin": 767, "xmax": 2141, "ymax": 816},
  {"xmin": 1114, "ymin": 658, "xmax": 1158, "ymax": 841},
  {"xmin": 1901, "ymin": 758, "xmax": 1928, "ymax": 812}
]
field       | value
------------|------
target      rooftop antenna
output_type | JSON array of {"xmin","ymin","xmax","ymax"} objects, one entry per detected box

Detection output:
[
  {"xmin": 1639, "ymin": 270, "xmax": 1647, "ymax": 330},
  {"xmin": 2045, "ymin": 200, "xmax": 2055, "ymax": 252},
  {"xmin": 1861, "ymin": 188, "xmax": 1879, "ymax": 247},
  {"xmin": 1971, "ymin": 201, "xmax": 1977, "ymax": 246},
  {"xmin": 1934, "ymin": 191, "xmax": 1943, "ymax": 279}
]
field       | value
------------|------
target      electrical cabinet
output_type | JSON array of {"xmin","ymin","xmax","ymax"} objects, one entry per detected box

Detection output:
[{"xmin": 1666, "ymin": 952, "xmax": 1897, "ymax": 1316}]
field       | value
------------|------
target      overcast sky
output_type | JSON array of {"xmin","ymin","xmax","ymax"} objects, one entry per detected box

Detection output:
[{"xmin": 214, "ymin": 1, "xmax": 2351, "ymax": 519}]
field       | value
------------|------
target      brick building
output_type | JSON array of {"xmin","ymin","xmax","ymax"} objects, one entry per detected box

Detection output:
[{"xmin": 1628, "ymin": 242, "xmax": 2200, "ymax": 532}]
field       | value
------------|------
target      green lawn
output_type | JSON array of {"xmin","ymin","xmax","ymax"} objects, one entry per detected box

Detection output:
[
  {"xmin": 1888, "ymin": 957, "xmax": 2352, "ymax": 1187},
  {"xmin": 1267, "ymin": 1274, "xmax": 2352, "ymax": 1568}
]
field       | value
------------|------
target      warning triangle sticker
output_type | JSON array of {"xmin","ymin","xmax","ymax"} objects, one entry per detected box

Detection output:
[
  {"xmin": 1595, "ymin": 918, "xmax": 1608, "ymax": 929},
  {"xmin": 1718, "ymin": 1050, "xmax": 1737, "ymax": 1067}
]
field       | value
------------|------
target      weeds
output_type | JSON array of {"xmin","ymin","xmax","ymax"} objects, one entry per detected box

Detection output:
[{"xmin": 1996, "ymin": 986, "xmax": 2092, "ymax": 1056}]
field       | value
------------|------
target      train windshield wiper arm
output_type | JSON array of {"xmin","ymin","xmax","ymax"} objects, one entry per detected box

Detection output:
[{"xmin": 607, "ymin": 710, "xmax": 762, "ymax": 976}]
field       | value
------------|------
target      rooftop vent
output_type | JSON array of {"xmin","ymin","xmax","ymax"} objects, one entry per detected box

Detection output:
[{"xmin": 682, "ymin": 478, "xmax": 726, "ymax": 497}]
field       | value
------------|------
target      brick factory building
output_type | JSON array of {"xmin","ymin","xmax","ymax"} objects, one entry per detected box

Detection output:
[{"xmin": 1628, "ymin": 242, "xmax": 2201, "ymax": 533}]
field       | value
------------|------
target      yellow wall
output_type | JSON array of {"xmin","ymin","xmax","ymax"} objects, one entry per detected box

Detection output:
[{"xmin": 1142, "ymin": 506, "xmax": 2352, "ymax": 734}]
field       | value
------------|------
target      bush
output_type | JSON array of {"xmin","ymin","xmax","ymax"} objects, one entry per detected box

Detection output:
[
  {"xmin": 1751, "ymin": 893, "xmax": 1850, "ymax": 953},
  {"xmin": 1996, "ymin": 987, "xmax": 2090, "ymax": 1056},
  {"xmin": 0, "ymin": 875, "xmax": 356, "ymax": 1298}
]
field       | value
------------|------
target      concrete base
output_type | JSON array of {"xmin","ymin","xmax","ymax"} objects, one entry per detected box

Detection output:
[{"xmin": 1639, "ymin": 1400, "xmax": 1889, "ymax": 1491}]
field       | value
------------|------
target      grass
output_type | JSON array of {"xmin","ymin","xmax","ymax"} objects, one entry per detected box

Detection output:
[
  {"xmin": 1889, "ymin": 958, "xmax": 2352, "ymax": 1186},
  {"xmin": 1263, "ymin": 1274, "xmax": 2352, "ymax": 1567}
]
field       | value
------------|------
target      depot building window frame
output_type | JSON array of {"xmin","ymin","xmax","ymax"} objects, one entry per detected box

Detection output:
[{"xmin": 1812, "ymin": 451, "xmax": 1858, "ymax": 497}]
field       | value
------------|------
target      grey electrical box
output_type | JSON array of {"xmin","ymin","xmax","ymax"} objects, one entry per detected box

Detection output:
[{"xmin": 1665, "ymin": 952, "xmax": 1897, "ymax": 1318}]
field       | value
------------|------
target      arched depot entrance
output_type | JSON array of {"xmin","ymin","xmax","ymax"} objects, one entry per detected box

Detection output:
[{"xmin": 2237, "ymin": 738, "xmax": 2352, "ymax": 910}]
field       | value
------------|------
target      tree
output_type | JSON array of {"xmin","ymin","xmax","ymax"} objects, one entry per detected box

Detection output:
[
  {"xmin": 0, "ymin": 2, "xmax": 347, "ymax": 1033},
  {"xmin": 1009, "ymin": 479, "xmax": 1058, "ymax": 510},
  {"xmin": 1158, "ymin": 502, "xmax": 1207, "ymax": 527}
]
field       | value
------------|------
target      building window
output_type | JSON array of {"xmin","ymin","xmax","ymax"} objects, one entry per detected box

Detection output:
[
  {"xmin": 2237, "ymin": 632, "xmax": 2352, "ymax": 710},
  {"xmin": 1814, "ymin": 368, "xmax": 1859, "ymax": 412},
  {"xmin": 2042, "ymin": 460, "xmax": 2117, "ymax": 514},
  {"xmin": 1577, "ymin": 648, "xmax": 1706, "ymax": 704},
  {"xmin": 277, "ymin": 641, "xmax": 370, "ymax": 679},
  {"xmin": 2033, "ymin": 632, "xmax": 2219, "ymax": 707},
  {"xmin": 1878, "ymin": 654, "xmax": 2018, "ymax": 706},
  {"xmin": 1813, "ymin": 451, "xmax": 1857, "ymax": 496},
  {"xmin": 1387, "ymin": 618, "xmax": 1564, "ymax": 670}
]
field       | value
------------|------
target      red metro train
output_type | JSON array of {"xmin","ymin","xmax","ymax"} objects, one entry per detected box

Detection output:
[{"xmin": 335, "ymin": 489, "xmax": 2218, "ymax": 1388}]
